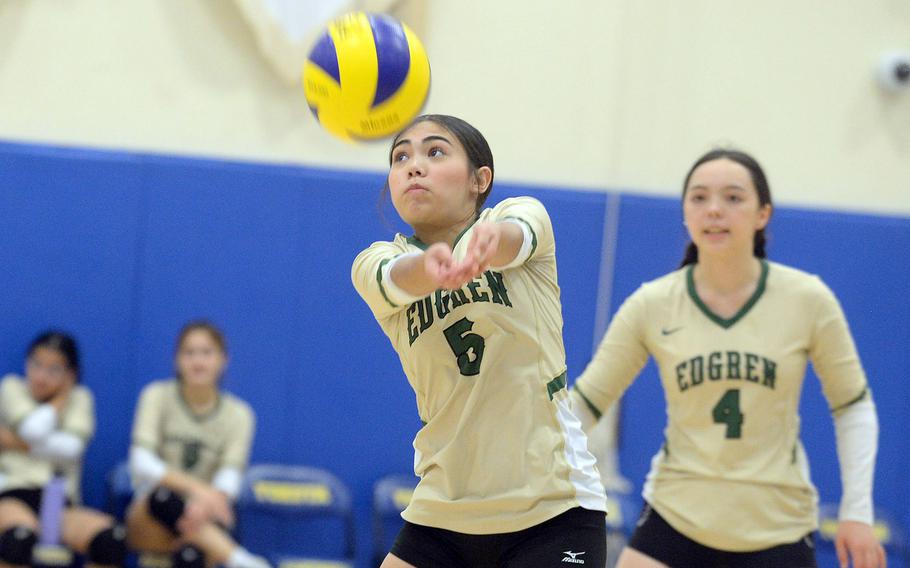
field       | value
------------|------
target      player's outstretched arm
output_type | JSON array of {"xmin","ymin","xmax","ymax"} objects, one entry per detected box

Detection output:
[
  {"xmin": 389, "ymin": 243, "xmax": 459, "ymax": 297},
  {"xmin": 461, "ymin": 220, "xmax": 524, "ymax": 275},
  {"xmin": 390, "ymin": 221, "xmax": 524, "ymax": 295}
]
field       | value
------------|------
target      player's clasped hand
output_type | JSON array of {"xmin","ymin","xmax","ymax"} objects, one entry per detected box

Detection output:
[
  {"xmin": 178, "ymin": 486, "xmax": 235, "ymax": 536},
  {"xmin": 836, "ymin": 521, "xmax": 887, "ymax": 568},
  {"xmin": 463, "ymin": 221, "xmax": 501, "ymax": 274},
  {"xmin": 423, "ymin": 222, "xmax": 501, "ymax": 290}
]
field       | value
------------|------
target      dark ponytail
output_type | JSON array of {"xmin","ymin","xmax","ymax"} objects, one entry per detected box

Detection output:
[
  {"xmin": 678, "ymin": 149, "xmax": 773, "ymax": 268},
  {"xmin": 754, "ymin": 228, "xmax": 768, "ymax": 259},
  {"xmin": 680, "ymin": 242, "xmax": 699, "ymax": 268}
]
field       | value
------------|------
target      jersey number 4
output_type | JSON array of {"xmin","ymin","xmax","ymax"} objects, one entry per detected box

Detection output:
[
  {"xmin": 712, "ymin": 389, "xmax": 744, "ymax": 439},
  {"xmin": 444, "ymin": 317, "xmax": 485, "ymax": 376}
]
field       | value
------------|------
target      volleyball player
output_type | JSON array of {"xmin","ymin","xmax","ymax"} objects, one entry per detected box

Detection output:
[
  {"xmin": 571, "ymin": 149, "xmax": 885, "ymax": 568},
  {"xmin": 125, "ymin": 321, "xmax": 268, "ymax": 568},
  {"xmin": 352, "ymin": 115, "xmax": 608, "ymax": 568}
]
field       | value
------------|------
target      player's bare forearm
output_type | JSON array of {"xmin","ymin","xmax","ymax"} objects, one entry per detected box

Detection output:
[
  {"xmin": 388, "ymin": 242, "xmax": 478, "ymax": 294},
  {"xmin": 389, "ymin": 246, "xmax": 444, "ymax": 297},
  {"xmin": 391, "ymin": 222, "xmax": 523, "ymax": 296},
  {"xmin": 0, "ymin": 427, "xmax": 29, "ymax": 451},
  {"xmin": 481, "ymin": 220, "xmax": 523, "ymax": 269}
]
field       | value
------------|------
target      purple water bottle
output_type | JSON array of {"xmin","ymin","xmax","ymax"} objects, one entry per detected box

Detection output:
[{"xmin": 33, "ymin": 472, "xmax": 72, "ymax": 567}]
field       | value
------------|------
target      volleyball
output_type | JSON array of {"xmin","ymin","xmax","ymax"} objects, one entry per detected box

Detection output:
[{"xmin": 303, "ymin": 12, "xmax": 431, "ymax": 142}]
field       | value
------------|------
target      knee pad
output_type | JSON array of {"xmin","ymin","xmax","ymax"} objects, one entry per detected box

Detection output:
[
  {"xmin": 86, "ymin": 524, "xmax": 127, "ymax": 567},
  {"xmin": 0, "ymin": 525, "xmax": 36, "ymax": 566},
  {"xmin": 172, "ymin": 545, "xmax": 205, "ymax": 568},
  {"xmin": 147, "ymin": 486, "xmax": 185, "ymax": 535}
]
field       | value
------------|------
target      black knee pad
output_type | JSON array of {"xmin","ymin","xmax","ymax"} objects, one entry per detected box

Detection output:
[
  {"xmin": 0, "ymin": 525, "xmax": 37, "ymax": 566},
  {"xmin": 147, "ymin": 486, "xmax": 185, "ymax": 535},
  {"xmin": 172, "ymin": 545, "xmax": 204, "ymax": 568},
  {"xmin": 86, "ymin": 524, "xmax": 127, "ymax": 567}
]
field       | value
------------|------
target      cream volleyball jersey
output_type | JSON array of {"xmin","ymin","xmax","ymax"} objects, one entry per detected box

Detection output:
[
  {"xmin": 574, "ymin": 260, "xmax": 869, "ymax": 551},
  {"xmin": 0, "ymin": 374, "xmax": 94, "ymax": 502},
  {"xmin": 352, "ymin": 197, "xmax": 606, "ymax": 535},
  {"xmin": 131, "ymin": 379, "xmax": 255, "ymax": 484}
]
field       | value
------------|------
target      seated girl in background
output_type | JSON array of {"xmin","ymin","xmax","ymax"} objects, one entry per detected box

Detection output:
[
  {"xmin": 126, "ymin": 321, "xmax": 267, "ymax": 568},
  {"xmin": 0, "ymin": 331, "xmax": 126, "ymax": 568}
]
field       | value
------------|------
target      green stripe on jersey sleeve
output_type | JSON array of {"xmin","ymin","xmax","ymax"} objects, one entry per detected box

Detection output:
[{"xmin": 573, "ymin": 385, "xmax": 602, "ymax": 419}]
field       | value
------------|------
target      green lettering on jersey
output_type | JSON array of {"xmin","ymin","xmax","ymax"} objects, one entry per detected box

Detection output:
[
  {"xmin": 675, "ymin": 361, "xmax": 689, "ymax": 392},
  {"xmin": 406, "ymin": 303, "xmax": 419, "ymax": 346},
  {"xmin": 466, "ymin": 280, "xmax": 489, "ymax": 302},
  {"xmin": 416, "ymin": 297, "xmax": 434, "ymax": 334},
  {"xmin": 449, "ymin": 288, "xmax": 470, "ymax": 309},
  {"xmin": 762, "ymin": 358, "xmax": 777, "ymax": 389},
  {"xmin": 182, "ymin": 440, "xmax": 202, "ymax": 470},
  {"xmin": 727, "ymin": 351, "xmax": 742, "ymax": 380},
  {"xmin": 435, "ymin": 290, "xmax": 451, "ymax": 319},
  {"xmin": 485, "ymin": 271, "xmax": 512, "ymax": 307},
  {"xmin": 690, "ymin": 356, "xmax": 704, "ymax": 386},
  {"xmin": 708, "ymin": 352, "xmax": 723, "ymax": 381},
  {"xmin": 677, "ymin": 351, "xmax": 777, "ymax": 393},
  {"xmin": 745, "ymin": 353, "xmax": 760, "ymax": 383},
  {"xmin": 405, "ymin": 271, "xmax": 515, "ymax": 348}
]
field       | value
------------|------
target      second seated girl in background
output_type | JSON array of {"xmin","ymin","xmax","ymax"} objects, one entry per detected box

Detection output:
[{"xmin": 125, "ymin": 321, "xmax": 268, "ymax": 568}]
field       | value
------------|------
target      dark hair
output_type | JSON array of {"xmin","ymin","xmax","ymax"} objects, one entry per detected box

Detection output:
[
  {"xmin": 679, "ymin": 149, "xmax": 773, "ymax": 268},
  {"xmin": 175, "ymin": 320, "xmax": 227, "ymax": 354},
  {"xmin": 380, "ymin": 114, "xmax": 495, "ymax": 215},
  {"xmin": 27, "ymin": 331, "xmax": 80, "ymax": 381}
]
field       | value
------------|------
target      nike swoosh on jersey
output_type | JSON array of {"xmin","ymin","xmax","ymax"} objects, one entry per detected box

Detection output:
[{"xmin": 661, "ymin": 326, "xmax": 683, "ymax": 335}]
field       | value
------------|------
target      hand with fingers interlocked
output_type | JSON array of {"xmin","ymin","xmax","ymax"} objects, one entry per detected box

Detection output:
[{"xmin": 422, "ymin": 222, "xmax": 505, "ymax": 291}]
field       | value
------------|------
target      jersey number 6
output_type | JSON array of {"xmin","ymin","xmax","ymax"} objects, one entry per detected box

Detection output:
[{"xmin": 444, "ymin": 317, "xmax": 485, "ymax": 376}]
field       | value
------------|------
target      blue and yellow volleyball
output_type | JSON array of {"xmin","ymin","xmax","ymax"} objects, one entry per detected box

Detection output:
[{"xmin": 303, "ymin": 12, "xmax": 431, "ymax": 141}]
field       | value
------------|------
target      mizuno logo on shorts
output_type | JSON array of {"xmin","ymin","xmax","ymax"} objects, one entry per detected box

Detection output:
[{"xmin": 562, "ymin": 550, "xmax": 585, "ymax": 564}]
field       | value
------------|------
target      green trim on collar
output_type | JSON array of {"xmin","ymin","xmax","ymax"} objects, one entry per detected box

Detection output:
[
  {"xmin": 177, "ymin": 382, "xmax": 222, "ymax": 423},
  {"xmin": 686, "ymin": 259, "xmax": 769, "ymax": 329},
  {"xmin": 452, "ymin": 215, "xmax": 480, "ymax": 249},
  {"xmin": 406, "ymin": 215, "xmax": 482, "ymax": 251},
  {"xmin": 406, "ymin": 235, "xmax": 428, "ymax": 250}
]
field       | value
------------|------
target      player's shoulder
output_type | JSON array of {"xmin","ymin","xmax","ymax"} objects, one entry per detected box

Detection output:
[
  {"xmin": 0, "ymin": 373, "xmax": 26, "ymax": 392},
  {"xmin": 636, "ymin": 267, "xmax": 689, "ymax": 300},
  {"xmin": 765, "ymin": 260, "xmax": 832, "ymax": 298},
  {"xmin": 485, "ymin": 196, "xmax": 548, "ymax": 220},
  {"xmin": 70, "ymin": 384, "xmax": 94, "ymax": 404},
  {"xmin": 353, "ymin": 234, "xmax": 417, "ymax": 266},
  {"xmin": 219, "ymin": 391, "xmax": 255, "ymax": 421},
  {"xmin": 139, "ymin": 378, "xmax": 178, "ymax": 400}
]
